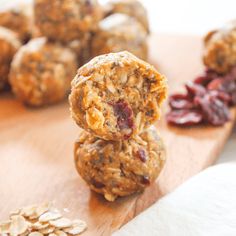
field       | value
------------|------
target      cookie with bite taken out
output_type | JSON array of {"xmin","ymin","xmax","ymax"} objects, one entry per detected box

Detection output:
[{"xmin": 69, "ymin": 51, "xmax": 167, "ymax": 141}]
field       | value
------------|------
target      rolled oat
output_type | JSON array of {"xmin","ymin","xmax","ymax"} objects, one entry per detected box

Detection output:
[{"xmin": 0, "ymin": 203, "xmax": 87, "ymax": 236}]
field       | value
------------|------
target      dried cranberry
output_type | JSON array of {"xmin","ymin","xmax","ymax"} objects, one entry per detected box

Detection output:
[
  {"xmin": 193, "ymin": 69, "xmax": 220, "ymax": 87},
  {"xmin": 194, "ymin": 94, "xmax": 230, "ymax": 126},
  {"xmin": 229, "ymin": 66, "xmax": 236, "ymax": 78},
  {"xmin": 231, "ymin": 92, "xmax": 236, "ymax": 105},
  {"xmin": 136, "ymin": 149, "xmax": 147, "ymax": 162},
  {"xmin": 141, "ymin": 176, "xmax": 150, "ymax": 185},
  {"xmin": 194, "ymin": 75, "xmax": 213, "ymax": 86},
  {"xmin": 205, "ymin": 68, "xmax": 220, "ymax": 79},
  {"xmin": 223, "ymin": 66, "xmax": 236, "ymax": 81},
  {"xmin": 208, "ymin": 90, "xmax": 231, "ymax": 104},
  {"xmin": 167, "ymin": 65, "xmax": 235, "ymax": 127},
  {"xmin": 222, "ymin": 79, "xmax": 236, "ymax": 93},
  {"xmin": 222, "ymin": 81, "xmax": 236, "ymax": 105},
  {"xmin": 207, "ymin": 77, "xmax": 236, "ymax": 105},
  {"xmin": 221, "ymin": 79, "xmax": 236, "ymax": 95},
  {"xmin": 111, "ymin": 99, "xmax": 134, "ymax": 136},
  {"xmin": 169, "ymin": 94, "xmax": 195, "ymax": 110},
  {"xmin": 166, "ymin": 109, "xmax": 203, "ymax": 126},
  {"xmin": 185, "ymin": 81, "xmax": 206, "ymax": 97},
  {"xmin": 207, "ymin": 78, "xmax": 224, "ymax": 90},
  {"xmin": 91, "ymin": 179, "xmax": 105, "ymax": 189}
]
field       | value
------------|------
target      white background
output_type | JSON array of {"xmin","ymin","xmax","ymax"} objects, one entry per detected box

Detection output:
[
  {"xmin": 1, "ymin": 0, "xmax": 236, "ymax": 163},
  {"xmin": 2, "ymin": 0, "xmax": 236, "ymax": 35},
  {"xmin": 139, "ymin": 0, "xmax": 236, "ymax": 35},
  {"xmin": 100, "ymin": 0, "xmax": 236, "ymax": 35}
]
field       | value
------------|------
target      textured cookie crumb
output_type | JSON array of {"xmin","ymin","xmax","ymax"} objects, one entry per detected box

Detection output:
[
  {"xmin": 91, "ymin": 13, "xmax": 148, "ymax": 60},
  {"xmin": 0, "ymin": 26, "xmax": 21, "ymax": 91},
  {"xmin": 74, "ymin": 127, "xmax": 166, "ymax": 201},
  {"xmin": 69, "ymin": 51, "xmax": 167, "ymax": 140},
  {"xmin": 34, "ymin": 0, "xmax": 102, "ymax": 43},
  {"xmin": 0, "ymin": 5, "xmax": 33, "ymax": 42},
  {"xmin": 9, "ymin": 37, "xmax": 77, "ymax": 107},
  {"xmin": 203, "ymin": 20, "xmax": 236, "ymax": 73}
]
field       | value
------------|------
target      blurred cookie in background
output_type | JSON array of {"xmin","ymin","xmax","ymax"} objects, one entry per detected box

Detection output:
[
  {"xmin": 67, "ymin": 32, "xmax": 92, "ymax": 66},
  {"xmin": 34, "ymin": 0, "xmax": 103, "ymax": 43},
  {"xmin": 0, "ymin": 26, "xmax": 21, "ymax": 91},
  {"xmin": 91, "ymin": 13, "xmax": 148, "ymax": 60},
  {"xmin": 203, "ymin": 20, "xmax": 236, "ymax": 74},
  {"xmin": 104, "ymin": 0, "xmax": 149, "ymax": 33},
  {"xmin": 9, "ymin": 37, "xmax": 77, "ymax": 106},
  {"xmin": 0, "ymin": 4, "xmax": 33, "ymax": 43}
]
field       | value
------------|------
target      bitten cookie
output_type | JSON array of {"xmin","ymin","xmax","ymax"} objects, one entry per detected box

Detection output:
[
  {"xmin": 74, "ymin": 127, "xmax": 166, "ymax": 201},
  {"xmin": 91, "ymin": 13, "xmax": 148, "ymax": 60},
  {"xmin": 69, "ymin": 51, "xmax": 167, "ymax": 140},
  {"xmin": 10, "ymin": 37, "xmax": 77, "ymax": 106},
  {"xmin": 0, "ymin": 27, "xmax": 21, "ymax": 91},
  {"xmin": 34, "ymin": 0, "xmax": 102, "ymax": 43},
  {"xmin": 0, "ymin": 5, "xmax": 32, "ymax": 43},
  {"xmin": 104, "ymin": 0, "xmax": 149, "ymax": 33},
  {"xmin": 203, "ymin": 20, "xmax": 236, "ymax": 74}
]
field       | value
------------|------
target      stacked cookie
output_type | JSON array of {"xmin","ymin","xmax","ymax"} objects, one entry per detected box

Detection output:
[{"xmin": 69, "ymin": 51, "xmax": 168, "ymax": 201}]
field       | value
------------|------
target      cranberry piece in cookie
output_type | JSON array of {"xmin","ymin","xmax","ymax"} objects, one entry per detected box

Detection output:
[{"xmin": 112, "ymin": 99, "xmax": 134, "ymax": 139}]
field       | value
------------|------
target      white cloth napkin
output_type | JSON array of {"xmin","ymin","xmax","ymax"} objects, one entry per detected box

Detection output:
[{"xmin": 113, "ymin": 163, "xmax": 236, "ymax": 236}]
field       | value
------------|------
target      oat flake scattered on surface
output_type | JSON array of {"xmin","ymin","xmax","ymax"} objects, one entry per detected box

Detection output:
[{"xmin": 0, "ymin": 202, "xmax": 87, "ymax": 236}]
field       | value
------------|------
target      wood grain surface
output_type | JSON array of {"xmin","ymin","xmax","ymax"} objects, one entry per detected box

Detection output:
[{"xmin": 0, "ymin": 34, "xmax": 235, "ymax": 236}]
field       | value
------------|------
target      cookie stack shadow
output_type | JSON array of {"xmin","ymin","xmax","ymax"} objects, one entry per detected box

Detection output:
[{"xmin": 69, "ymin": 51, "xmax": 168, "ymax": 201}]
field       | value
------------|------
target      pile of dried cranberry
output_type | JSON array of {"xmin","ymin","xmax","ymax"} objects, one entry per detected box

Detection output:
[{"xmin": 166, "ymin": 66, "xmax": 236, "ymax": 126}]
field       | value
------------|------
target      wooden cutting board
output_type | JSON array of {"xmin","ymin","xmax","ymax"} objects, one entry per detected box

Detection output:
[{"xmin": 0, "ymin": 34, "xmax": 235, "ymax": 235}]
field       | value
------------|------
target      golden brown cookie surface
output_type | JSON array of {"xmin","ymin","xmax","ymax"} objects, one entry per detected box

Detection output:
[
  {"xmin": 0, "ymin": 27, "xmax": 21, "ymax": 91},
  {"xmin": 0, "ymin": 5, "xmax": 33, "ymax": 43},
  {"xmin": 104, "ymin": 0, "xmax": 149, "ymax": 33},
  {"xmin": 10, "ymin": 37, "xmax": 77, "ymax": 106},
  {"xmin": 203, "ymin": 21, "xmax": 236, "ymax": 74},
  {"xmin": 69, "ymin": 51, "xmax": 167, "ymax": 140},
  {"xmin": 67, "ymin": 33, "xmax": 92, "ymax": 66},
  {"xmin": 91, "ymin": 13, "xmax": 148, "ymax": 60},
  {"xmin": 74, "ymin": 127, "xmax": 166, "ymax": 201},
  {"xmin": 34, "ymin": 0, "xmax": 102, "ymax": 43}
]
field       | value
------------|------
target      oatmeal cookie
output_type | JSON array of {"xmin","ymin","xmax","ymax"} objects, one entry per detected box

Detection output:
[
  {"xmin": 0, "ymin": 5, "xmax": 33, "ymax": 43},
  {"xmin": 203, "ymin": 20, "xmax": 236, "ymax": 73},
  {"xmin": 10, "ymin": 37, "xmax": 77, "ymax": 106},
  {"xmin": 34, "ymin": 0, "xmax": 102, "ymax": 43},
  {"xmin": 67, "ymin": 33, "xmax": 92, "ymax": 66},
  {"xmin": 104, "ymin": 0, "xmax": 149, "ymax": 33},
  {"xmin": 74, "ymin": 127, "xmax": 166, "ymax": 201},
  {"xmin": 69, "ymin": 51, "xmax": 167, "ymax": 140},
  {"xmin": 0, "ymin": 27, "xmax": 21, "ymax": 91},
  {"xmin": 91, "ymin": 13, "xmax": 148, "ymax": 60}
]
